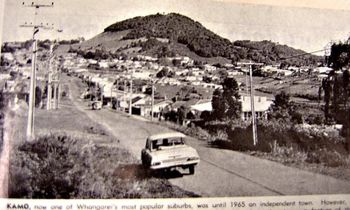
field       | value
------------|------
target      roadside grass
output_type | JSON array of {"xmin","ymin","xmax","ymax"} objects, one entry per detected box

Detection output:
[
  {"xmin": 254, "ymin": 142, "xmax": 350, "ymax": 181},
  {"xmin": 8, "ymin": 95, "xmax": 199, "ymax": 198}
]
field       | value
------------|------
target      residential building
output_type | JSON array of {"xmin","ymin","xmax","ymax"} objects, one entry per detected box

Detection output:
[{"xmin": 240, "ymin": 95, "xmax": 273, "ymax": 121}]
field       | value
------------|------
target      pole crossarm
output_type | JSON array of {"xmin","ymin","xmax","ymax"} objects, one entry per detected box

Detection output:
[
  {"xmin": 236, "ymin": 62, "xmax": 264, "ymax": 66},
  {"xmin": 22, "ymin": 1, "xmax": 54, "ymax": 8},
  {"xmin": 20, "ymin": 23, "xmax": 54, "ymax": 30}
]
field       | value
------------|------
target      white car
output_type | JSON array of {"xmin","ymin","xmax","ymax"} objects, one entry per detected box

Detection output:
[{"xmin": 141, "ymin": 132, "xmax": 200, "ymax": 174}]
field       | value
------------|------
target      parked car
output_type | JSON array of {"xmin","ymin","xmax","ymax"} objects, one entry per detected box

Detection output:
[
  {"xmin": 88, "ymin": 101, "xmax": 102, "ymax": 110},
  {"xmin": 141, "ymin": 132, "xmax": 200, "ymax": 174}
]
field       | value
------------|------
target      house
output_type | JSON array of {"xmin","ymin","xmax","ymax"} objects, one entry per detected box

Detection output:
[
  {"xmin": 313, "ymin": 67, "xmax": 332, "ymax": 74},
  {"xmin": 136, "ymin": 55, "xmax": 158, "ymax": 62},
  {"xmin": 168, "ymin": 99, "xmax": 201, "ymax": 112},
  {"xmin": 98, "ymin": 60, "xmax": 109, "ymax": 68},
  {"xmin": 175, "ymin": 69, "xmax": 189, "ymax": 76},
  {"xmin": 157, "ymin": 77, "xmax": 181, "ymax": 86},
  {"xmin": 140, "ymin": 99, "xmax": 173, "ymax": 118},
  {"xmin": 190, "ymin": 99, "xmax": 212, "ymax": 114},
  {"xmin": 227, "ymin": 70, "xmax": 244, "ymax": 76},
  {"xmin": 0, "ymin": 74, "xmax": 11, "ymax": 81},
  {"xmin": 133, "ymin": 71, "xmax": 152, "ymax": 80},
  {"xmin": 2, "ymin": 52, "xmax": 15, "ymax": 61},
  {"xmin": 240, "ymin": 95, "xmax": 273, "ymax": 121},
  {"xmin": 88, "ymin": 59, "xmax": 98, "ymax": 64},
  {"xmin": 201, "ymin": 83, "xmax": 222, "ymax": 89},
  {"xmin": 261, "ymin": 66, "xmax": 293, "ymax": 77},
  {"xmin": 203, "ymin": 64, "xmax": 216, "ymax": 72}
]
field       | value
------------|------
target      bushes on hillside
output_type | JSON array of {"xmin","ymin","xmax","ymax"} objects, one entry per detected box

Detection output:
[
  {"xmin": 203, "ymin": 119, "xmax": 348, "ymax": 167},
  {"xmin": 9, "ymin": 134, "xmax": 196, "ymax": 198}
]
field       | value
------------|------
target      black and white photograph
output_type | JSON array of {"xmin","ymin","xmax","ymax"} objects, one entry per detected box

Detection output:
[{"xmin": 1, "ymin": 0, "xmax": 350, "ymax": 201}]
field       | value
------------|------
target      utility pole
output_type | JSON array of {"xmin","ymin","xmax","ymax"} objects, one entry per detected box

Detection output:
[
  {"xmin": 53, "ymin": 30, "xmax": 63, "ymax": 110},
  {"xmin": 21, "ymin": 1, "xmax": 54, "ymax": 141},
  {"xmin": 123, "ymin": 79, "xmax": 126, "ymax": 112},
  {"xmin": 47, "ymin": 44, "xmax": 53, "ymax": 110},
  {"xmin": 249, "ymin": 64, "xmax": 257, "ymax": 146},
  {"xmin": 237, "ymin": 61, "xmax": 264, "ymax": 146},
  {"xmin": 26, "ymin": 26, "xmax": 38, "ymax": 141},
  {"xmin": 245, "ymin": 70, "xmax": 249, "ymax": 95},
  {"xmin": 100, "ymin": 84, "xmax": 104, "ymax": 107},
  {"xmin": 52, "ymin": 48, "xmax": 59, "ymax": 110},
  {"xmin": 47, "ymin": 69, "xmax": 52, "ymax": 110},
  {"xmin": 151, "ymin": 77, "xmax": 155, "ymax": 121},
  {"xmin": 53, "ymin": 73, "xmax": 58, "ymax": 109},
  {"xmin": 129, "ymin": 69, "xmax": 134, "ymax": 115},
  {"xmin": 110, "ymin": 83, "xmax": 113, "ymax": 108}
]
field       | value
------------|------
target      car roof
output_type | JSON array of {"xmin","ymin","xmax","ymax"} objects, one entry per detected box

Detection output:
[{"xmin": 147, "ymin": 132, "xmax": 186, "ymax": 141}]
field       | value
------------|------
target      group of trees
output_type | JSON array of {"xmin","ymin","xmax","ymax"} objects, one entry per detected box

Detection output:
[
  {"xmin": 233, "ymin": 40, "xmax": 322, "ymax": 66},
  {"xmin": 162, "ymin": 105, "xmax": 195, "ymax": 125},
  {"xmin": 267, "ymin": 91, "xmax": 306, "ymax": 124},
  {"xmin": 320, "ymin": 70, "xmax": 349, "ymax": 124},
  {"xmin": 1, "ymin": 43, "xmax": 16, "ymax": 53},
  {"xmin": 69, "ymin": 47, "xmax": 124, "ymax": 61}
]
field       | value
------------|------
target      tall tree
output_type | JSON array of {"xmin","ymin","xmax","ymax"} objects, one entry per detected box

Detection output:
[
  {"xmin": 328, "ymin": 43, "xmax": 350, "ymax": 70},
  {"xmin": 320, "ymin": 40, "xmax": 350, "ymax": 125},
  {"xmin": 211, "ymin": 77, "xmax": 241, "ymax": 120},
  {"xmin": 211, "ymin": 88, "xmax": 225, "ymax": 120},
  {"xmin": 273, "ymin": 91, "xmax": 290, "ymax": 110}
]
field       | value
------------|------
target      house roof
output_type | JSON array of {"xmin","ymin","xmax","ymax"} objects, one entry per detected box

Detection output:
[
  {"xmin": 171, "ymin": 98, "xmax": 200, "ymax": 109},
  {"xmin": 190, "ymin": 101, "xmax": 212, "ymax": 112},
  {"xmin": 132, "ymin": 96, "xmax": 144, "ymax": 104}
]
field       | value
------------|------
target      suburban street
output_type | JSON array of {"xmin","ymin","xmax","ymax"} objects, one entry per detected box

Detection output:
[{"xmin": 66, "ymin": 74, "xmax": 350, "ymax": 197}]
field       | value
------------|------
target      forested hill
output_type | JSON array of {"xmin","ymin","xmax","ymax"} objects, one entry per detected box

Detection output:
[
  {"xmin": 233, "ymin": 40, "xmax": 321, "ymax": 66},
  {"xmin": 104, "ymin": 13, "xmax": 321, "ymax": 66}
]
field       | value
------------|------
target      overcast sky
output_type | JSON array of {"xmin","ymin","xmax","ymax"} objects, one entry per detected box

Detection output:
[{"xmin": 1, "ymin": 0, "xmax": 350, "ymax": 53}]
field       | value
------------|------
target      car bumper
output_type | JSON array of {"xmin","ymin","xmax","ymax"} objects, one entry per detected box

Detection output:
[{"xmin": 150, "ymin": 160, "xmax": 200, "ymax": 170}]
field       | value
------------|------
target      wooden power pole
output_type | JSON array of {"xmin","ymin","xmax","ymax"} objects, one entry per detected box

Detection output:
[
  {"xmin": 21, "ymin": 1, "xmax": 54, "ymax": 141},
  {"xmin": 237, "ymin": 61, "xmax": 264, "ymax": 146},
  {"xmin": 129, "ymin": 69, "xmax": 134, "ymax": 115},
  {"xmin": 151, "ymin": 78, "xmax": 155, "ymax": 121}
]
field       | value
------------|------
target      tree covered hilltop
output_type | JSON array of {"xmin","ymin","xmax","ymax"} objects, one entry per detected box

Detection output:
[{"xmin": 104, "ymin": 13, "xmax": 322, "ymax": 66}]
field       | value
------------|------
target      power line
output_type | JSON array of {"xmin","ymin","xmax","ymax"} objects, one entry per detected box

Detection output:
[{"xmin": 279, "ymin": 49, "xmax": 327, "ymax": 61}]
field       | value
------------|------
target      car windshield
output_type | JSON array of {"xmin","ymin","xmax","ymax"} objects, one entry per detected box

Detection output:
[{"xmin": 151, "ymin": 137, "xmax": 184, "ymax": 150}]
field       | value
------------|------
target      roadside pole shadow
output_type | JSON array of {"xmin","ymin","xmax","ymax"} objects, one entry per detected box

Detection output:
[{"xmin": 113, "ymin": 164, "xmax": 185, "ymax": 181}]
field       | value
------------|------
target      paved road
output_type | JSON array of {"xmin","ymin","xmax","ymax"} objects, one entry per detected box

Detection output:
[{"xmin": 67, "ymin": 74, "xmax": 350, "ymax": 197}]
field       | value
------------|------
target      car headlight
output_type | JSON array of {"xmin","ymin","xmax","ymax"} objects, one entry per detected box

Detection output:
[{"xmin": 187, "ymin": 157, "xmax": 199, "ymax": 161}]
